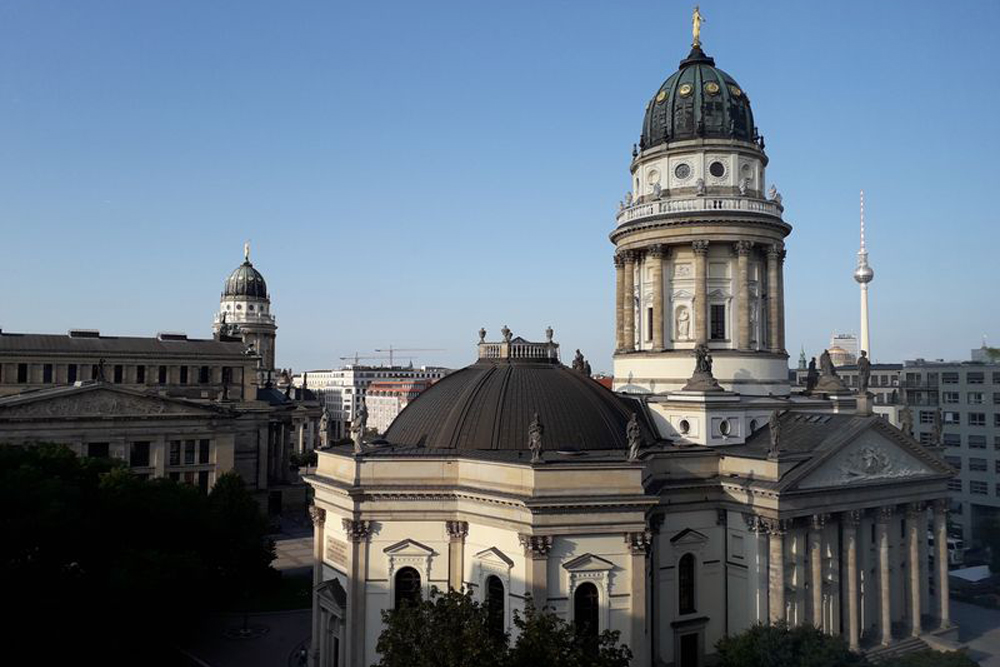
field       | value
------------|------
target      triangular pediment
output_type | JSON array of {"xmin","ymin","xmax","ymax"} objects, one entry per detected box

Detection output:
[
  {"xmin": 792, "ymin": 425, "xmax": 951, "ymax": 490},
  {"xmin": 473, "ymin": 547, "xmax": 514, "ymax": 569},
  {"xmin": 669, "ymin": 528, "xmax": 709, "ymax": 546},
  {"xmin": 383, "ymin": 539, "xmax": 435, "ymax": 557},
  {"xmin": 0, "ymin": 384, "xmax": 223, "ymax": 419},
  {"xmin": 563, "ymin": 553, "xmax": 614, "ymax": 573}
]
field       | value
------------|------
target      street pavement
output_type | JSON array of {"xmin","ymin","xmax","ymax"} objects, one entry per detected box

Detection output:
[{"xmin": 954, "ymin": 599, "xmax": 1000, "ymax": 666}]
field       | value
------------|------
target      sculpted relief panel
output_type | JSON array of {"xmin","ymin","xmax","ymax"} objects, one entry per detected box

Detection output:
[
  {"xmin": 0, "ymin": 390, "xmax": 197, "ymax": 418},
  {"xmin": 798, "ymin": 431, "xmax": 933, "ymax": 490}
]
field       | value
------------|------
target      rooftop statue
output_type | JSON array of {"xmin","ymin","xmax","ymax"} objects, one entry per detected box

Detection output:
[
  {"xmin": 682, "ymin": 343, "xmax": 723, "ymax": 392},
  {"xmin": 528, "ymin": 413, "xmax": 544, "ymax": 463},
  {"xmin": 857, "ymin": 351, "xmax": 871, "ymax": 394},
  {"xmin": 767, "ymin": 410, "xmax": 782, "ymax": 459},
  {"xmin": 899, "ymin": 406, "xmax": 914, "ymax": 438},
  {"xmin": 626, "ymin": 413, "xmax": 643, "ymax": 462},
  {"xmin": 805, "ymin": 357, "xmax": 818, "ymax": 394},
  {"xmin": 351, "ymin": 399, "xmax": 368, "ymax": 455},
  {"xmin": 572, "ymin": 349, "xmax": 586, "ymax": 373},
  {"xmin": 692, "ymin": 5, "xmax": 705, "ymax": 48},
  {"xmin": 501, "ymin": 325, "xmax": 512, "ymax": 343}
]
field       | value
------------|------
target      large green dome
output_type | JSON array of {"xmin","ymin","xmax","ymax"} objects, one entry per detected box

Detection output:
[{"xmin": 640, "ymin": 46, "xmax": 757, "ymax": 150}]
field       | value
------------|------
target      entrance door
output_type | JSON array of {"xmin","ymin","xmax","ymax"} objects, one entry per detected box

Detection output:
[{"xmin": 679, "ymin": 632, "xmax": 699, "ymax": 667}]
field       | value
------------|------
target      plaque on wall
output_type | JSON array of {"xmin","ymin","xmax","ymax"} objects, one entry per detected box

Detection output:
[{"xmin": 326, "ymin": 536, "xmax": 348, "ymax": 567}]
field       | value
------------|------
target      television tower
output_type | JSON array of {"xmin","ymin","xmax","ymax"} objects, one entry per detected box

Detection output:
[{"xmin": 853, "ymin": 190, "xmax": 874, "ymax": 357}]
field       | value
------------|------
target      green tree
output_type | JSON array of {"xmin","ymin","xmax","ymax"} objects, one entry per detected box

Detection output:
[
  {"xmin": 507, "ymin": 599, "xmax": 633, "ymax": 667},
  {"xmin": 879, "ymin": 650, "xmax": 977, "ymax": 667},
  {"xmin": 716, "ymin": 622, "xmax": 865, "ymax": 667}
]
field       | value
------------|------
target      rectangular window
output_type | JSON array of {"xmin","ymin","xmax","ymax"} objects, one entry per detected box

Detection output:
[
  {"xmin": 92, "ymin": 364, "xmax": 100, "ymax": 380},
  {"xmin": 180, "ymin": 366, "xmax": 188, "ymax": 385},
  {"xmin": 968, "ymin": 392, "xmax": 984, "ymax": 404},
  {"xmin": 88, "ymin": 442, "xmax": 109, "ymax": 458},
  {"xmin": 969, "ymin": 435, "xmax": 987, "ymax": 449},
  {"xmin": 114, "ymin": 364, "xmax": 123, "ymax": 383},
  {"xmin": 198, "ymin": 470, "xmax": 210, "ymax": 494},
  {"xmin": 943, "ymin": 392, "xmax": 959, "ymax": 404},
  {"xmin": 942, "ymin": 372, "xmax": 959, "ymax": 384},
  {"xmin": 198, "ymin": 439, "xmax": 210, "ymax": 464},
  {"xmin": 184, "ymin": 440, "xmax": 196, "ymax": 465},
  {"xmin": 995, "ymin": 436, "xmax": 1000, "ymax": 450},
  {"xmin": 969, "ymin": 413, "xmax": 986, "ymax": 426},
  {"xmin": 944, "ymin": 433, "xmax": 961, "ymax": 447},
  {"xmin": 710, "ymin": 304, "xmax": 726, "ymax": 340},
  {"xmin": 130, "ymin": 442, "xmax": 150, "ymax": 467},
  {"xmin": 948, "ymin": 479, "xmax": 963, "ymax": 492},
  {"xmin": 169, "ymin": 441, "xmax": 181, "ymax": 466},
  {"xmin": 994, "ymin": 460, "xmax": 1000, "ymax": 474},
  {"xmin": 919, "ymin": 411, "xmax": 934, "ymax": 424},
  {"xmin": 971, "ymin": 480, "xmax": 988, "ymax": 495},
  {"xmin": 67, "ymin": 364, "xmax": 78, "ymax": 383},
  {"xmin": 945, "ymin": 456, "xmax": 962, "ymax": 469},
  {"xmin": 970, "ymin": 458, "xmax": 987, "ymax": 471},
  {"xmin": 994, "ymin": 393, "xmax": 1000, "ymax": 405},
  {"xmin": 199, "ymin": 365, "xmax": 210, "ymax": 384},
  {"xmin": 42, "ymin": 364, "xmax": 53, "ymax": 383},
  {"xmin": 968, "ymin": 372, "xmax": 985, "ymax": 385},
  {"xmin": 919, "ymin": 432, "xmax": 933, "ymax": 444},
  {"xmin": 17, "ymin": 363, "xmax": 27, "ymax": 383},
  {"xmin": 159, "ymin": 365, "xmax": 168, "ymax": 384},
  {"xmin": 995, "ymin": 414, "xmax": 1000, "ymax": 427},
  {"xmin": 136, "ymin": 365, "xmax": 146, "ymax": 384},
  {"xmin": 944, "ymin": 411, "xmax": 960, "ymax": 424},
  {"xmin": 994, "ymin": 372, "xmax": 1000, "ymax": 384},
  {"xmin": 995, "ymin": 483, "xmax": 1000, "ymax": 497}
]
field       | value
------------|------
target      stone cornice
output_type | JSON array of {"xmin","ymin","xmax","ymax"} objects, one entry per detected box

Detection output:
[{"xmin": 610, "ymin": 214, "xmax": 791, "ymax": 245}]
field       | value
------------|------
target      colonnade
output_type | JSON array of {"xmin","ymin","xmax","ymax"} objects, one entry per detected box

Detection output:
[
  {"xmin": 745, "ymin": 499, "xmax": 950, "ymax": 650},
  {"xmin": 613, "ymin": 240, "xmax": 785, "ymax": 354}
]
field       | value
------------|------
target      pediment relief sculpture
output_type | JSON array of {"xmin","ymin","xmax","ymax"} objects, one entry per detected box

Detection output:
[
  {"xmin": 0, "ymin": 388, "xmax": 206, "ymax": 418},
  {"xmin": 797, "ymin": 432, "xmax": 935, "ymax": 490}
]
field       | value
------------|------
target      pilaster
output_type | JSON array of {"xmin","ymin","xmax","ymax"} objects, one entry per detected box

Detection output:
[
  {"xmin": 692, "ymin": 240, "xmax": 710, "ymax": 345},
  {"xmin": 343, "ymin": 518, "xmax": 372, "ymax": 667},
  {"xmin": 309, "ymin": 506, "xmax": 326, "ymax": 667},
  {"xmin": 446, "ymin": 520, "xmax": 469, "ymax": 592},
  {"xmin": 648, "ymin": 245, "xmax": 666, "ymax": 351},
  {"xmin": 625, "ymin": 531, "xmax": 651, "ymax": 667},
  {"xmin": 735, "ymin": 241, "xmax": 753, "ymax": 350},
  {"xmin": 519, "ymin": 534, "xmax": 553, "ymax": 607}
]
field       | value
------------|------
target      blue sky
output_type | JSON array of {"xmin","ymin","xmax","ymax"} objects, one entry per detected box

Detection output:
[{"xmin": 1, "ymin": 0, "xmax": 998, "ymax": 372}]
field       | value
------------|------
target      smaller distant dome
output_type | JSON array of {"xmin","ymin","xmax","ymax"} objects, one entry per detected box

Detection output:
[
  {"xmin": 828, "ymin": 345, "xmax": 856, "ymax": 367},
  {"xmin": 224, "ymin": 261, "xmax": 268, "ymax": 299}
]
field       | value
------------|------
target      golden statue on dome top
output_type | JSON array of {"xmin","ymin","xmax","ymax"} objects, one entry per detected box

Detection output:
[{"xmin": 692, "ymin": 5, "xmax": 706, "ymax": 48}]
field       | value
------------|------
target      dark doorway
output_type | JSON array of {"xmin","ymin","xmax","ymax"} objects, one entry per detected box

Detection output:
[
  {"xmin": 680, "ymin": 632, "xmax": 699, "ymax": 667},
  {"xmin": 486, "ymin": 575, "xmax": 505, "ymax": 639},
  {"xmin": 395, "ymin": 566, "xmax": 421, "ymax": 608},
  {"xmin": 573, "ymin": 582, "xmax": 600, "ymax": 639}
]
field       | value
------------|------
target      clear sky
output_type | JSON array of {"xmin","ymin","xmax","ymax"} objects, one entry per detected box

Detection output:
[{"xmin": 1, "ymin": 0, "xmax": 998, "ymax": 373}]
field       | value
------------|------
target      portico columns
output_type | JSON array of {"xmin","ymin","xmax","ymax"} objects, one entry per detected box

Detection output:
[
  {"xmin": 934, "ymin": 500, "xmax": 951, "ymax": 628},
  {"xmin": 623, "ymin": 251, "xmax": 637, "ymax": 352},
  {"xmin": 766, "ymin": 244, "xmax": 782, "ymax": 353},
  {"xmin": 344, "ymin": 519, "xmax": 372, "ymax": 667},
  {"xmin": 648, "ymin": 245, "xmax": 666, "ymax": 350},
  {"xmin": 519, "ymin": 534, "xmax": 553, "ymax": 608},
  {"xmin": 309, "ymin": 506, "xmax": 326, "ymax": 667},
  {"xmin": 765, "ymin": 518, "xmax": 786, "ymax": 623},
  {"xmin": 907, "ymin": 503, "xmax": 923, "ymax": 637},
  {"xmin": 692, "ymin": 240, "xmax": 710, "ymax": 344},
  {"xmin": 877, "ymin": 507, "xmax": 893, "ymax": 646},
  {"xmin": 735, "ymin": 241, "xmax": 753, "ymax": 350},
  {"xmin": 844, "ymin": 510, "xmax": 861, "ymax": 650},
  {"xmin": 614, "ymin": 254, "xmax": 625, "ymax": 351},
  {"xmin": 625, "ymin": 531, "xmax": 652, "ymax": 667},
  {"xmin": 810, "ymin": 514, "xmax": 827, "ymax": 628},
  {"xmin": 777, "ymin": 247, "xmax": 787, "ymax": 353},
  {"xmin": 446, "ymin": 520, "xmax": 469, "ymax": 592}
]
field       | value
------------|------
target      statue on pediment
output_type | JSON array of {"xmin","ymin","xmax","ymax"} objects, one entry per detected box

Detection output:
[
  {"xmin": 528, "ymin": 413, "xmax": 544, "ymax": 463},
  {"xmin": 626, "ymin": 413, "xmax": 643, "ymax": 462}
]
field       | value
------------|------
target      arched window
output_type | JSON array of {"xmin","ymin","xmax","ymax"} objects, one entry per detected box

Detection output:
[
  {"xmin": 678, "ymin": 553, "xmax": 696, "ymax": 614},
  {"xmin": 394, "ymin": 566, "xmax": 421, "ymax": 608},
  {"xmin": 573, "ymin": 582, "xmax": 600, "ymax": 639},
  {"xmin": 485, "ymin": 575, "xmax": 505, "ymax": 639}
]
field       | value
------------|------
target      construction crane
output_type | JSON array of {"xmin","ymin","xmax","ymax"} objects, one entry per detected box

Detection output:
[
  {"xmin": 373, "ymin": 346, "xmax": 445, "ymax": 367},
  {"xmin": 338, "ymin": 353, "xmax": 397, "ymax": 366}
]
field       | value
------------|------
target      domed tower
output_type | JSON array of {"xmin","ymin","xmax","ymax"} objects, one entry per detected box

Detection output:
[
  {"xmin": 611, "ymin": 21, "xmax": 791, "ymax": 403},
  {"xmin": 213, "ymin": 243, "xmax": 277, "ymax": 374}
]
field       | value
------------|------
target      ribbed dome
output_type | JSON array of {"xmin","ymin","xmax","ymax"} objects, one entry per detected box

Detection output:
[
  {"xmin": 223, "ymin": 261, "xmax": 268, "ymax": 299},
  {"xmin": 640, "ymin": 46, "xmax": 756, "ymax": 150},
  {"xmin": 383, "ymin": 359, "xmax": 654, "ymax": 451}
]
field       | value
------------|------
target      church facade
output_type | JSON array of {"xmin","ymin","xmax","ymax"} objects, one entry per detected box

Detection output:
[{"xmin": 305, "ymin": 29, "xmax": 956, "ymax": 667}]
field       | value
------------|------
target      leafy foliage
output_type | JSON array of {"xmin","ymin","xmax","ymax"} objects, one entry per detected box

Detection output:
[
  {"xmin": 716, "ymin": 622, "xmax": 865, "ymax": 667},
  {"xmin": 879, "ymin": 650, "xmax": 978, "ymax": 667},
  {"xmin": 374, "ymin": 590, "xmax": 632, "ymax": 667},
  {"xmin": 0, "ymin": 444, "xmax": 274, "ymax": 663}
]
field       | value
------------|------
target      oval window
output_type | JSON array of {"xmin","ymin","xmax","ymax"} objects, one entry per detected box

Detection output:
[
  {"xmin": 679, "ymin": 419, "xmax": 690, "ymax": 434},
  {"xmin": 719, "ymin": 419, "xmax": 731, "ymax": 436},
  {"xmin": 674, "ymin": 163, "xmax": 691, "ymax": 180},
  {"xmin": 709, "ymin": 161, "xmax": 726, "ymax": 178}
]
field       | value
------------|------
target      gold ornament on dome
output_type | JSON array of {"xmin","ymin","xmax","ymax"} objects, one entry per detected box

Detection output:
[
  {"xmin": 692, "ymin": 5, "xmax": 705, "ymax": 48},
  {"xmin": 678, "ymin": 83, "xmax": 693, "ymax": 97},
  {"xmin": 704, "ymin": 81, "xmax": 720, "ymax": 95},
  {"xmin": 656, "ymin": 90, "xmax": 667, "ymax": 103},
  {"xmin": 728, "ymin": 85, "xmax": 742, "ymax": 98}
]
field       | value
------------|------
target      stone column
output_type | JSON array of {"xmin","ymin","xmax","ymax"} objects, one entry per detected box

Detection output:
[
  {"xmin": 810, "ymin": 514, "xmax": 827, "ymax": 629},
  {"xmin": 744, "ymin": 514, "xmax": 769, "ymax": 623},
  {"xmin": 844, "ymin": 510, "xmax": 861, "ymax": 650},
  {"xmin": 766, "ymin": 244, "xmax": 782, "ymax": 353},
  {"xmin": 907, "ymin": 503, "xmax": 923, "ymax": 637},
  {"xmin": 614, "ymin": 253, "xmax": 626, "ymax": 352},
  {"xmin": 648, "ymin": 245, "xmax": 666, "ymax": 350},
  {"xmin": 623, "ymin": 251, "xmax": 637, "ymax": 352},
  {"xmin": 777, "ymin": 246, "xmax": 787, "ymax": 353},
  {"xmin": 692, "ymin": 240, "xmax": 710, "ymax": 344},
  {"xmin": 309, "ymin": 506, "xmax": 326, "ymax": 667},
  {"xmin": 519, "ymin": 534, "xmax": 553, "ymax": 608},
  {"xmin": 344, "ymin": 519, "xmax": 372, "ymax": 667},
  {"xmin": 625, "ymin": 531, "xmax": 652, "ymax": 667},
  {"xmin": 735, "ymin": 241, "xmax": 753, "ymax": 350},
  {"xmin": 877, "ymin": 506, "xmax": 894, "ymax": 646},
  {"xmin": 933, "ymin": 499, "xmax": 950, "ymax": 628},
  {"xmin": 765, "ymin": 518, "xmax": 787, "ymax": 623},
  {"xmin": 446, "ymin": 520, "xmax": 469, "ymax": 592}
]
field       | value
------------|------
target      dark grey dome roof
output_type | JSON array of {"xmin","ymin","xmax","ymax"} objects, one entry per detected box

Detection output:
[
  {"xmin": 640, "ymin": 46, "xmax": 757, "ymax": 150},
  {"xmin": 383, "ymin": 359, "xmax": 654, "ymax": 451},
  {"xmin": 223, "ymin": 261, "xmax": 268, "ymax": 299}
]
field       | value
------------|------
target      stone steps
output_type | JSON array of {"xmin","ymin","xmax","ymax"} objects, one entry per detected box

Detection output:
[{"xmin": 864, "ymin": 636, "xmax": 929, "ymax": 662}]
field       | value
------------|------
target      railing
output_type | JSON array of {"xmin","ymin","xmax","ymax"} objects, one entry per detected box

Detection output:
[
  {"xmin": 478, "ymin": 340, "xmax": 559, "ymax": 362},
  {"xmin": 615, "ymin": 196, "xmax": 783, "ymax": 226}
]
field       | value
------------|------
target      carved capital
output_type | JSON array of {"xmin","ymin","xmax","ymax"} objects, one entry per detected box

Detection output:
[
  {"xmin": 622, "ymin": 249, "xmax": 637, "ymax": 265},
  {"xmin": 518, "ymin": 533, "xmax": 553, "ymax": 557},
  {"xmin": 342, "ymin": 518, "xmax": 372, "ymax": 543},
  {"xmin": 613, "ymin": 253, "xmax": 625, "ymax": 268},
  {"xmin": 734, "ymin": 240, "xmax": 754, "ymax": 256},
  {"xmin": 906, "ymin": 502, "xmax": 926, "ymax": 519},
  {"xmin": 766, "ymin": 242, "xmax": 784, "ymax": 258},
  {"xmin": 743, "ymin": 513, "xmax": 764, "ymax": 533},
  {"xmin": 692, "ymin": 240, "xmax": 710, "ymax": 256},
  {"xmin": 810, "ymin": 513, "xmax": 829, "ymax": 531},
  {"xmin": 843, "ymin": 509, "xmax": 863, "ymax": 527},
  {"xmin": 760, "ymin": 517, "xmax": 788, "ymax": 536},
  {"xmin": 876, "ymin": 506, "xmax": 895, "ymax": 524},
  {"xmin": 933, "ymin": 498, "xmax": 949, "ymax": 516},
  {"xmin": 778, "ymin": 249, "xmax": 787, "ymax": 263},
  {"xmin": 308, "ymin": 504, "xmax": 326, "ymax": 527},
  {"xmin": 624, "ymin": 530, "xmax": 652, "ymax": 555},
  {"xmin": 647, "ymin": 243, "xmax": 667, "ymax": 260},
  {"xmin": 446, "ymin": 520, "xmax": 469, "ymax": 541}
]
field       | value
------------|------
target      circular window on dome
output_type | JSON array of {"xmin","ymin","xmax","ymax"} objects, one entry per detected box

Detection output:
[
  {"xmin": 674, "ymin": 163, "xmax": 691, "ymax": 180},
  {"xmin": 236, "ymin": 304, "xmax": 242, "ymax": 310},
  {"xmin": 678, "ymin": 83, "xmax": 693, "ymax": 98},
  {"xmin": 655, "ymin": 90, "xmax": 667, "ymax": 104},
  {"xmin": 728, "ymin": 85, "xmax": 742, "ymax": 98},
  {"xmin": 679, "ymin": 419, "xmax": 690, "ymax": 435},
  {"xmin": 719, "ymin": 419, "xmax": 731, "ymax": 436},
  {"xmin": 704, "ymin": 81, "xmax": 720, "ymax": 95},
  {"xmin": 709, "ymin": 161, "xmax": 726, "ymax": 178}
]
